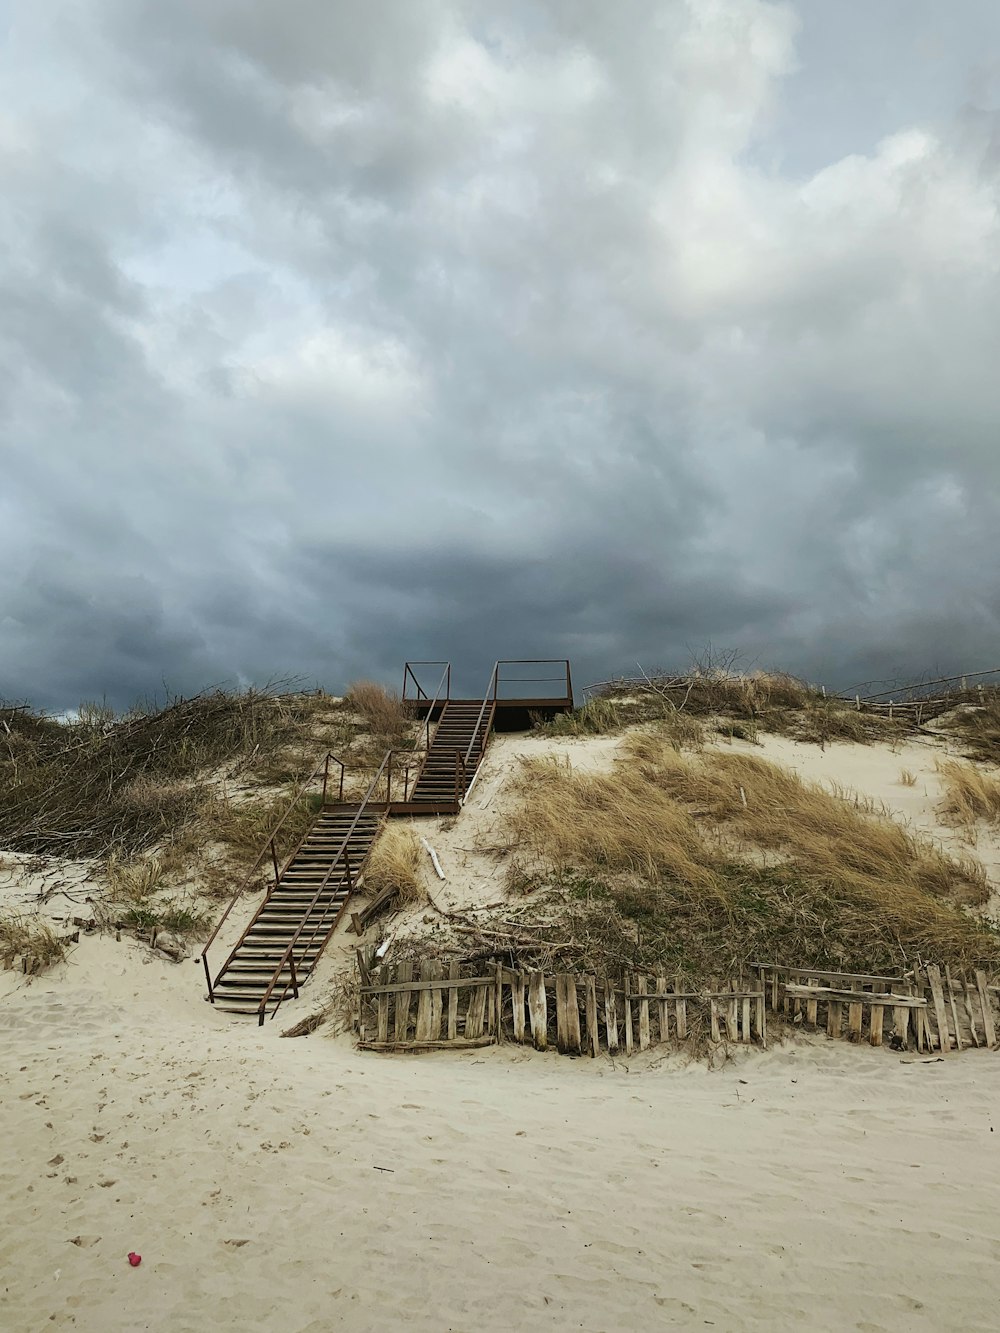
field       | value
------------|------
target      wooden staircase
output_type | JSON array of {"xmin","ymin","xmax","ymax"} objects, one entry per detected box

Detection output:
[
  {"xmin": 407, "ymin": 698, "xmax": 494, "ymax": 810},
  {"xmin": 208, "ymin": 805, "xmax": 382, "ymax": 1017}
]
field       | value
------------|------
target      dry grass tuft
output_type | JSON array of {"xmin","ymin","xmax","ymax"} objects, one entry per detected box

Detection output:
[
  {"xmin": 937, "ymin": 760, "xmax": 1000, "ymax": 826},
  {"xmin": 951, "ymin": 695, "xmax": 1000, "ymax": 765},
  {"xmin": 0, "ymin": 913, "xmax": 69, "ymax": 970},
  {"xmin": 345, "ymin": 680, "xmax": 415, "ymax": 756},
  {"xmin": 899, "ymin": 769, "xmax": 917, "ymax": 787},
  {"xmin": 505, "ymin": 738, "xmax": 997, "ymax": 975},
  {"xmin": 362, "ymin": 823, "xmax": 425, "ymax": 906}
]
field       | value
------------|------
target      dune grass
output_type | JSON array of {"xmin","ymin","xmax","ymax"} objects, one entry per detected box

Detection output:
[
  {"xmin": 345, "ymin": 681, "xmax": 415, "ymax": 759},
  {"xmin": 0, "ymin": 913, "xmax": 69, "ymax": 970},
  {"xmin": 950, "ymin": 694, "xmax": 1000, "ymax": 765},
  {"xmin": 506, "ymin": 736, "xmax": 998, "ymax": 975},
  {"xmin": 937, "ymin": 759, "xmax": 1000, "ymax": 826},
  {"xmin": 362, "ymin": 823, "xmax": 425, "ymax": 907}
]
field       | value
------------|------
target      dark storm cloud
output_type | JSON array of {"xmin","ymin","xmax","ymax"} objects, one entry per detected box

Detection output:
[{"xmin": 2, "ymin": 1, "xmax": 1000, "ymax": 710}]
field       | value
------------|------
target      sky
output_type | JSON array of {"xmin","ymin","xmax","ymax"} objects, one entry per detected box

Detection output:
[{"xmin": 2, "ymin": 1, "xmax": 1000, "ymax": 708}]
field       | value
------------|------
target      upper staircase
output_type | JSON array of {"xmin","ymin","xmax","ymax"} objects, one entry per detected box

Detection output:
[{"xmin": 407, "ymin": 698, "xmax": 493, "ymax": 810}]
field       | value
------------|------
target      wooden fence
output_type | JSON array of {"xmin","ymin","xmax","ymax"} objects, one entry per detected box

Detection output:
[
  {"xmin": 754, "ymin": 964, "xmax": 999, "ymax": 1052},
  {"xmin": 358, "ymin": 956, "xmax": 1000, "ymax": 1057},
  {"xmin": 357, "ymin": 959, "xmax": 763, "ymax": 1055}
]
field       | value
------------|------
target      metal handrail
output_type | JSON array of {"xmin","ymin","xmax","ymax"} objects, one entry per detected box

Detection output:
[
  {"xmin": 420, "ymin": 663, "xmax": 451, "ymax": 750},
  {"xmin": 402, "ymin": 660, "xmax": 451, "ymax": 703},
  {"xmin": 257, "ymin": 749, "xmax": 394, "ymax": 1025},
  {"xmin": 464, "ymin": 661, "xmax": 499, "ymax": 771},
  {"xmin": 200, "ymin": 751, "xmax": 345, "ymax": 1003}
]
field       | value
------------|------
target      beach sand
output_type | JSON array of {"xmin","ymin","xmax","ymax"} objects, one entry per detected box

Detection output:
[{"xmin": 3, "ymin": 934, "xmax": 1000, "ymax": 1332}]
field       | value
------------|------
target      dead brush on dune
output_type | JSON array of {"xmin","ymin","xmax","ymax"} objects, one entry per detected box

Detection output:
[
  {"xmin": 936, "ymin": 759, "xmax": 1000, "ymax": 826},
  {"xmin": 504, "ymin": 736, "xmax": 999, "ymax": 975}
]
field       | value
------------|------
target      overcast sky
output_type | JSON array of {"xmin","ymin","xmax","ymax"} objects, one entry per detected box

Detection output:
[{"xmin": 3, "ymin": 1, "xmax": 1000, "ymax": 709}]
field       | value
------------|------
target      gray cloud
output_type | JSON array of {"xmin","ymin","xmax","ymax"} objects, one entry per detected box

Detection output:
[{"xmin": 3, "ymin": 1, "xmax": 1000, "ymax": 710}]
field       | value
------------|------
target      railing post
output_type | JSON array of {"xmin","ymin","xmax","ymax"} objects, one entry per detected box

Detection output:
[
  {"xmin": 322, "ymin": 754, "xmax": 329, "ymax": 805},
  {"xmin": 289, "ymin": 954, "xmax": 299, "ymax": 999},
  {"xmin": 203, "ymin": 954, "xmax": 215, "ymax": 1004},
  {"xmin": 339, "ymin": 760, "xmax": 344, "ymax": 802},
  {"xmin": 270, "ymin": 838, "xmax": 280, "ymax": 884},
  {"xmin": 446, "ymin": 664, "xmax": 451, "ymax": 699},
  {"xmin": 344, "ymin": 850, "xmax": 354, "ymax": 893}
]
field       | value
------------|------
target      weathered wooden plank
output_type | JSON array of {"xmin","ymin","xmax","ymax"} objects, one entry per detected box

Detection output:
[
  {"xmin": 784, "ymin": 985, "xmax": 926, "ymax": 1007},
  {"xmin": 925, "ymin": 965, "xmax": 952, "ymax": 1053},
  {"xmin": 944, "ymin": 966, "xmax": 964, "ymax": 1051},
  {"xmin": 360, "ymin": 1036, "xmax": 495, "ymax": 1052},
  {"xmin": 430, "ymin": 961, "xmax": 445, "ymax": 1040},
  {"xmin": 494, "ymin": 964, "xmax": 504, "ymax": 1044},
  {"xmin": 447, "ymin": 961, "xmax": 459, "ymax": 1041},
  {"xmin": 585, "ymin": 976, "xmax": 599, "ymax": 1058},
  {"xmin": 892, "ymin": 999, "xmax": 909, "ymax": 1048},
  {"xmin": 827, "ymin": 999, "xmax": 842, "ymax": 1039},
  {"xmin": 623, "ymin": 975, "xmax": 634, "ymax": 1056},
  {"xmin": 565, "ymin": 974, "xmax": 582, "ymax": 1054},
  {"xmin": 749, "ymin": 964, "xmax": 905, "ymax": 988},
  {"xmin": 710, "ymin": 978, "xmax": 721, "ymax": 1042},
  {"xmin": 465, "ymin": 984, "xmax": 488, "ymax": 1040},
  {"xmin": 847, "ymin": 1001, "xmax": 863, "ymax": 1043},
  {"xmin": 975, "ymin": 970, "xmax": 997, "ymax": 1047},
  {"xmin": 363, "ymin": 975, "xmax": 494, "ymax": 996},
  {"xmin": 741, "ymin": 995, "xmax": 751, "ymax": 1044},
  {"xmin": 769, "ymin": 966, "xmax": 779, "ymax": 1012},
  {"xmin": 656, "ymin": 974, "xmax": 669, "ymax": 1044},
  {"xmin": 376, "ymin": 965, "xmax": 390, "ymax": 1044},
  {"xmin": 394, "ymin": 961, "xmax": 413, "ymax": 1043},
  {"xmin": 960, "ymin": 974, "xmax": 980, "ymax": 1048},
  {"xmin": 755, "ymin": 989, "xmax": 767, "ymax": 1048},
  {"xmin": 805, "ymin": 975, "xmax": 818, "ymax": 1028},
  {"xmin": 555, "ymin": 973, "xmax": 570, "ymax": 1053},
  {"xmin": 528, "ymin": 970, "xmax": 548, "ymax": 1051},
  {"xmin": 511, "ymin": 971, "xmax": 526, "ymax": 1043},
  {"xmin": 414, "ymin": 961, "xmax": 434, "ymax": 1042},
  {"xmin": 869, "ymin": 1000, "xmax": 884, "ymax": 1047},
  {"xmin": 604, "ymin": 978, "xmax": 619, "ymax": 1054},
  {"xmin": 675, "ymin": 973, "xmax": 687, "ymax": 1041},
  {"xmin": 725, "ymin": 980, "xmax": 739, "ymax": 1042},
  {"xmin": 637, "ymin": 975, "xmax": 651, "ymax": 1052}
]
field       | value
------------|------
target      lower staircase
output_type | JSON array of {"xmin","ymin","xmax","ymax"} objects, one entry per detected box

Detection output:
[
  {"xmin": 208, "ymin": 806, "xmax": 382, "ymax": 1018},
  {"xmin": 408, "ymin": 698, "xmax": 493, "ymax": 810}
]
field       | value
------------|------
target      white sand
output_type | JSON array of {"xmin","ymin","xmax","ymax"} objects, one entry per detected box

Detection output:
[{"xmin": 4, "ymin": 940, "xmax": 1000, "ymax": 1332}]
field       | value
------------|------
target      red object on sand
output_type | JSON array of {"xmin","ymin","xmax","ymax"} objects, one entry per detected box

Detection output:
[{"xmin": 128, "ymin": 1252, "xmax": 142, "ymax": 1267}]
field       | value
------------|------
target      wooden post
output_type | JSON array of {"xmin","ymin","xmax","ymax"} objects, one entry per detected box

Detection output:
[
  {"xmin": 975, "ymin": 970, "xmax": 996, "ymax": 1047},
  {"xmin": 604, "ymin": 978, "xmax": 619, "ymax": 1054},
  {"xmin": 741, "ymin": 994, "xmax": 751, "ymax": 1044},
  {"xmin": 528, "ymin": 971, "xmax": 548, "ymax": 1051},
  {"xmin": 944, "ymin": 966, "xmax": 964, "ymax": 1051},
  {"xmin": 710, "ymin": 979, "xmax": 720, "ymax": 1043},
  {"xmin": 512, "ymin": 972, "xmax": 526, "ymax": 1043},
  {"xmin": 585, "ymin": 976, "xmax": 600, "ymax": 1058},
  {"xmin": 806, "ymin": 976, "xmax": 818, "ymax": 1028},
  {"xmin": 656, "ymin": 974, "xmax": 669, "ymax": 1044},
  {"xmin": 960, "ymin": 973, "xmax": 980, "ymax": 1048},
  {"xmin": 637, "ymin": 975, "xmax": 651, "ymax": 1052},
  {"xmin": 827, "ymin": 999, "xmax": 842, "ymax": 1040},
  {"xmin": 465, "ymin": 983, "xmax": 488, "ymax": 1040},
  {"xmin": 394, "ymin": 961, "xmax": 413, "ymax": 1043},
  {"xmin": 675, "ymin": 974, "xmax": 687, "ymax": 1041},
  {"xmin": 376, "ymin": 965, "xmax": 390, "ymax": 1044},
  {"xmin": 623, "ymin": 975, "xmax": 634, "ymax": 1056},
  {"xmin": 847, "ymin": 999, "xmax": 863, "ymax": 1043},
  {"xmin": 566, "ymin": 976, "xmax": 582, "ymax": 1055},
  {"xmin": 415, "ymin": 960, "xmax": 434, "ymax": 1041},
  {"xmin": 447, "ymin": 961, "xmax": 460, "ymax": 1041},
  {"xmin": 725, "ymin": 980, "xmax": 739, "ymax": 1042},
  {"xmin": 869, "ymin": 998, "xmax": 884, "ymax": 1047},
  {"xmin": 925, "ymin": 965, "xmax": 951, "ymax": 1053},
  {"xmin": 495, "ymin": 964, "xmax": 504, "ymax": 1044}
]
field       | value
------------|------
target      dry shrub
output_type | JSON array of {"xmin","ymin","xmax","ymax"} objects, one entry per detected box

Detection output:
[
  {"xmin": 0, "ymin": 913, "xmax": 68, "ymax": 970},
  {"xmin": 506, "ymin": 738, "xmax": 998, "ymax": 974},
  {"xmin": 363, "ymin": 824, "xmax": 425, "ymax": 906},
  {"xmin": 345, "ymin": 680, "xmax": 414, "ymax": 754},
  {"xmin": 937, "ymin": 760, "xmax": 1000, "ymax": 826}
]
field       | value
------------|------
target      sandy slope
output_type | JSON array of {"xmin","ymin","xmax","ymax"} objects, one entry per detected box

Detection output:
[{"xmin": 3, "ymin": 941, "xmax": 1000, "ymax": 1332}]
